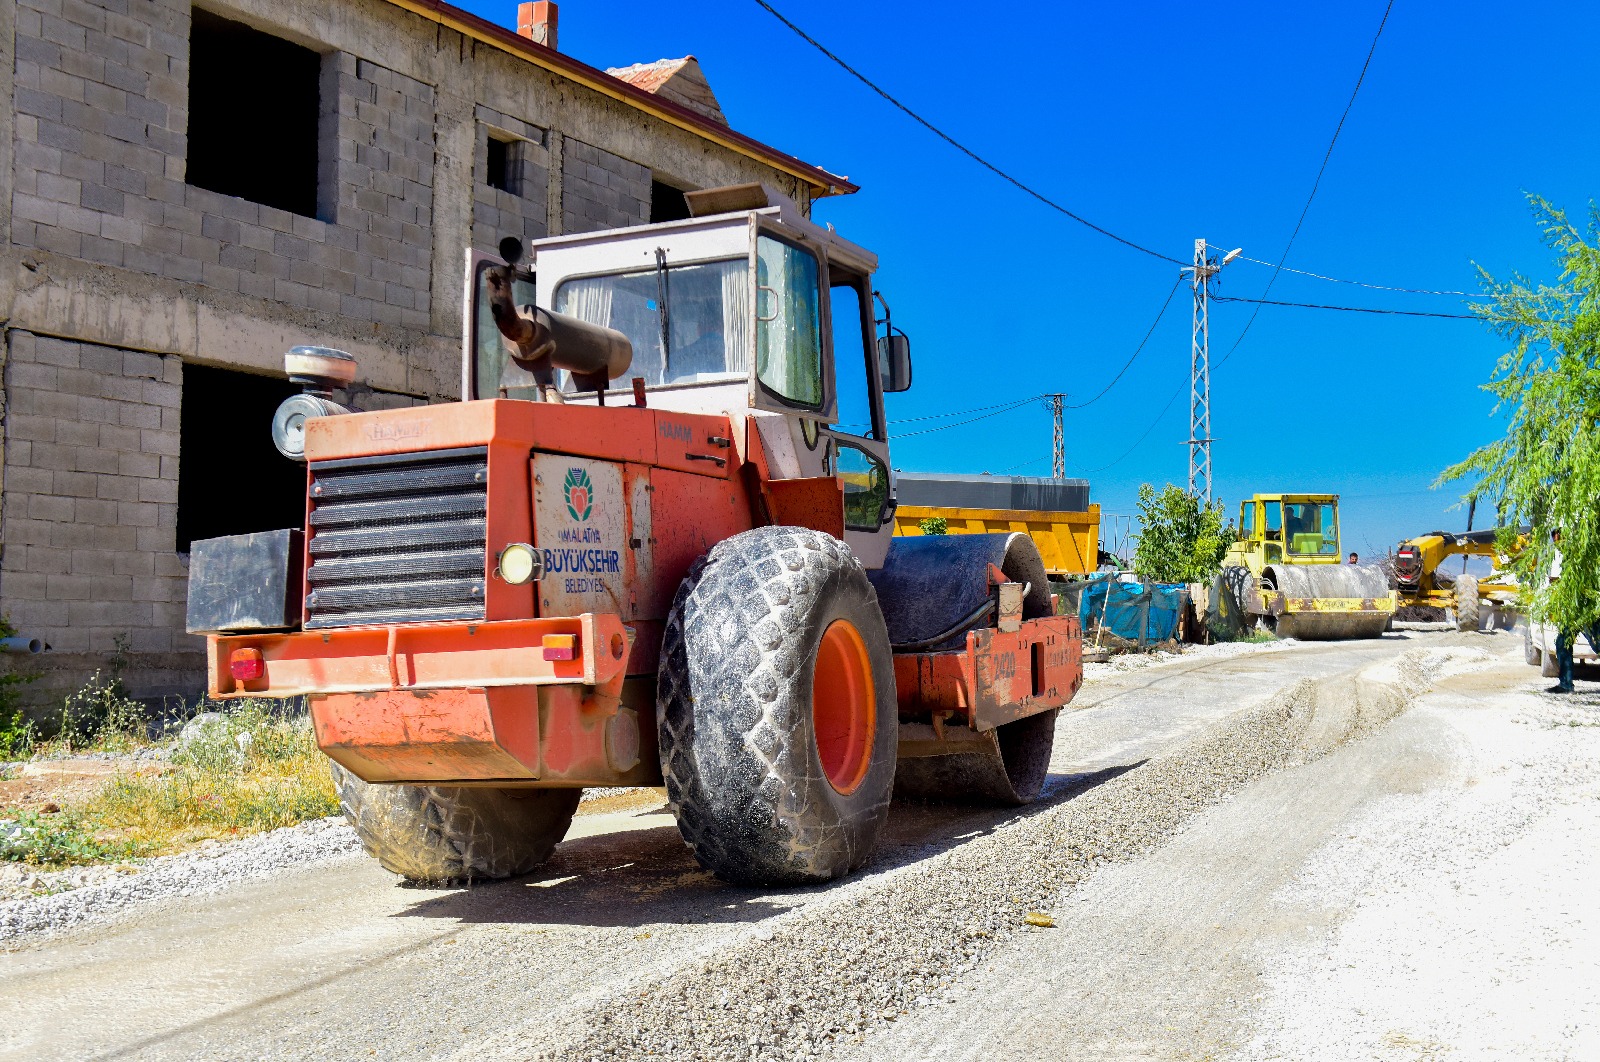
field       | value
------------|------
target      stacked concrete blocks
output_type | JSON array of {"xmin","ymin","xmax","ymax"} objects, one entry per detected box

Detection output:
[
  {"xmin": 471, "ymin": 104, "xmax": 549, "ymax": 254},
  {"xmin": 562, "ymin": 137, "xmax": 650, "ymax": 233}
]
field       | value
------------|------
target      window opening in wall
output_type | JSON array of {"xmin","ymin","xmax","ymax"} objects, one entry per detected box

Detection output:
[
  {"xmin": 186, "ymin": 9, "xmax": 322, "ymax": 219},
  {"xmin": 486, "ymin": 134, "xmax": 513, "ymax": 192},
  {"xmin": 177, "ymin": 364, "xmax": 306, "ymax": 553},
  {"xmin": 650, "ymin": 180, "xmax": 691, "ymax": 223}
]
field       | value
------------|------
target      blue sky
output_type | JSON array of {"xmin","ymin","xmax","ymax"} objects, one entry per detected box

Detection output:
[{"xmin": 465, "ymin": 0, "xmax": 1598, "ymax": 557}]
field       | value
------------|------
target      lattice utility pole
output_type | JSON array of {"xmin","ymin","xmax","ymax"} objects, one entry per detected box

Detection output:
[
  {"xmin": 1186, "ymin": 239, "xmax": 1214, "ymax": 503},
  {"xmin": 1181, "ymin": 239, "xmax": 1241, "ymax": 504},
  {"xmin": 1043, "ymin": 393, "xmax": 1066, "ymax": 479}
]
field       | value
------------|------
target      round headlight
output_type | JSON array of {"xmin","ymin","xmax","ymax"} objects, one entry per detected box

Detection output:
[
  {"xmin": 272, "ymin": 393, "xmax": 349, "ymax": 461},
  {"xmin": 497, "ymin": 543, "xmax": 541, "ymax": 585}
]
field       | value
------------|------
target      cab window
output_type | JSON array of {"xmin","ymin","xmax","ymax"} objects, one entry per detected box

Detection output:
[
  {"xmin": 830, "ymin": 275, "xmax": 876, "ymax": 437},
  {"xmin": 755, "ymin": 234, "xmax": 823, "ymax": 408},
  {"xmin": 553, "ymin": 258, "xmax": 749, "ymax": 389},
  {"xmin": 1241, "ymin": 503, "xmax": 1256, "ymax": 537},
  {"xmin": 836, "ymin": 442, "xmax": 889, "ymax": 531},
  {"xmin": 1263, "ymin": 501, "xmax": 1283, "ymax": 540},
  {"xmin": 1286, "ymin": 501, "xmax": 1338, "ymax": 556},
  {"xmin": 474, "ymin": 261, "xmax": 538, "ymax": 399}
]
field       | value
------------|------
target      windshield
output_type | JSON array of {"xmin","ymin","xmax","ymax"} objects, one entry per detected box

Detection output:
[
  {"xmin": 1285, "ymin": 501, "xmax": 1339, "ymax": 556},
  {"xmin": 554, "ymin": 258, "xmax": 749, "ymax": 388}
]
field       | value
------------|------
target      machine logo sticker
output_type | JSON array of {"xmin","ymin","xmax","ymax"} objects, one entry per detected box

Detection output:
[{"xmin": 564, "ymin": 467, "xmax": 594, "ymax": 521}]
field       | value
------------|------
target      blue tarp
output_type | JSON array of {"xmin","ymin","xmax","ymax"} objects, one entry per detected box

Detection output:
[{"xmin": 1060, "ymin": 573, "xmax": 1185, "ymax": 645}]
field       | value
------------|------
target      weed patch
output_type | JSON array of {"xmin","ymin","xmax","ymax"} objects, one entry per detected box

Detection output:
[{"xmin": 2, "ymin": 701, "xmax": 338, "ymax": 869}]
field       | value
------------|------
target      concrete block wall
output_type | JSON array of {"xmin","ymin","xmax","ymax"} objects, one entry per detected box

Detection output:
[
  {"xmin": 471, "ymin": 104, "xmax": 549, "ymax": 254},
  {"xmin": 0, "ymin": 330, "xmax": 197, "ymax": 702},
  {"xmin": 0, "ymin": 0, "xmax": 827, "ymax": 708},
  {"xmin": 10, "ymin": 0, "xmax": 436, "ymax": 331},
  {"xmin": 562, "ymin": 137, "xmax": 650, "ymax": 233}
]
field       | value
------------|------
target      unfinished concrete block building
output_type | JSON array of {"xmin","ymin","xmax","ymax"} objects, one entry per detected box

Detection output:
[{"xmin": 0, "ymin": 0, "xmax": 853, "ymax": 706}]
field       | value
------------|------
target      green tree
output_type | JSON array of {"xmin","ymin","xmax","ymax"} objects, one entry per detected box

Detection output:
[
  {"xmin": 1132, "ymin": 483, "xmax": 1233, "ymax": 583},
  {"xmin": 1442, "ymin": 197, "xmax": 1600, "ymax": 632}
]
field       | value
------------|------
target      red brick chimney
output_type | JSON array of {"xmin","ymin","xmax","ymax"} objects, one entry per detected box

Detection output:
[{"xmin": 517, "ymin": 2, "xmax": 558, "ymax": 50}]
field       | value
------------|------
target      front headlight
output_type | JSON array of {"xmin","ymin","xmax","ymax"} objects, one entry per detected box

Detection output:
[{"xmin": 497, "ymin": 543, "xmax": 541, "ymax": 585}]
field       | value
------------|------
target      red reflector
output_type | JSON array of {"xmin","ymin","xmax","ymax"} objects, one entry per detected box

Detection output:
[
  {"xmin": 230, "ymin": 648, "xmax": 265, "ymax": 681},
  {"xmin": 542, "ymin": 633, "xmax": 577, "ymax": 661}
]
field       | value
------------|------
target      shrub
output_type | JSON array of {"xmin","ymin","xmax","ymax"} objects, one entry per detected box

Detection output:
[
  {"xmin": 918, "ymin": 516, "xmax": 948, "ymax": 536},
  {"xmin": 1132, "ymin": 483, "xmax": 1234, "ymax": 584}
]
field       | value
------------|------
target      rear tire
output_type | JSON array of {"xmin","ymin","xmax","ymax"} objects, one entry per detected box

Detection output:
[
  {"xmin": 332, "ymin": 762, "xmax": 579, "ymax": 883},
  {"xmin": 658, "ymin": 526, "xmax": 897, "ymax": 886},
  {"xmin": 1454, "ymin": 574, "xmax": 1481, "ymax": 632}
]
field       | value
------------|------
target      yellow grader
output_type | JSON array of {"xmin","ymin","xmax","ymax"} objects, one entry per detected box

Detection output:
[
  {"xmin": 1209, "ymin": 492, "xmax": 1397, "ymax": 640},
  {"xmin": 1393, "ymin": 528, "xmax": 1520, "ymax": 631},
  {"xmin": 185, "ymin": 184, "xmax": 1083, "ymax": 887}
]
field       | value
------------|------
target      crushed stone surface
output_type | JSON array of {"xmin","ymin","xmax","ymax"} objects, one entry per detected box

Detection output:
[
  {"xmin": 1233, "ymin": 660, "xmax": 1600, "ymax": 1061},
  {"xmin": 509, "ymin": 645, "xmax": 1461, "ymax": 1062},
  {"xmin": 0, "ymin": 816, "xmax": 360, "ymax": 946}
]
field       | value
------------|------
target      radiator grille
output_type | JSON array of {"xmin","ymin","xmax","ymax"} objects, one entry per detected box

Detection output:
[{"xmin": 305, "ymin": 447, "xmax": 488, "ymax": 629}]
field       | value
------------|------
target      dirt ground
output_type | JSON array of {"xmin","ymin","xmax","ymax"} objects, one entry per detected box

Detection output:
[{"xmin": 3, "ymin": 628, "xmax": 1593, "ymax": 1061}]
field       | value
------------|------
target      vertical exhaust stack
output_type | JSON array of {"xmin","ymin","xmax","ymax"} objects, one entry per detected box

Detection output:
[{"xmin": 517, "ymin": 1, "xmax": 558, "ymax": 49}]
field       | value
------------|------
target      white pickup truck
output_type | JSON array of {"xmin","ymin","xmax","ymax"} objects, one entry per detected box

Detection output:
[{"xmin": 1525, "ymin": 622, "xmax": 1600, "ymax": 677}]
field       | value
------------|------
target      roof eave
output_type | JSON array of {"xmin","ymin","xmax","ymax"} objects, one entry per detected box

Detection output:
[{"xmin": 383, "ymin": 0, "xmax": 858, "ymax": 198}]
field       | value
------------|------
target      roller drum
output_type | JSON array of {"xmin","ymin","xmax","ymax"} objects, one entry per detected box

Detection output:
[{"xmin": 1263, "ymin": 563, "xmax": 1391, "ymax": 641}]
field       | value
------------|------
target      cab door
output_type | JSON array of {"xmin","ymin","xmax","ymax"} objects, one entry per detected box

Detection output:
[{"xmin": 820, "ymin": 258, "xmax": 894, "ymax": 569}]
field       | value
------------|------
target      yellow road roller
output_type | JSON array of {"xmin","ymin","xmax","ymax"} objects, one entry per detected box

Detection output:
[{"xmin": 1209, "ymin": 493, "xmax": 1397, "ymax": 640}]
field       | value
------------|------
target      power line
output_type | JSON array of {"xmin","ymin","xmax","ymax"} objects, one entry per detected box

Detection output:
[
  {"xmin": 1064, "ymin": 277, "xmax": 1185, "ymax": 409},
  {"xmin": 1232, "ymin": 255, "xmax": 1491, "ymax": 298},
  {"xmin": 1217, "ymin": 0, "xmax": 1397, "ymax": 370},
  {"xmin": 891, "ymin": 396, "xmax": 1040, "ymax": 439},
  {"xmin": 1212, "ymin": 295, "xmax": 1480, "ymax": 320},
  {"xmin": 1075, "ymin": 383, "xmax": 1186, "ymax": 475},
  {"xmin": 749, "ymin": 0, "xmax": 1184, "ymax": 267}
]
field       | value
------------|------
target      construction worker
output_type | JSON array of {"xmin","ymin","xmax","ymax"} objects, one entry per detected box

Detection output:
[
  {"xmin": 1348, "ymin": 552, "xmax": 1359, "ymax": 565},
  {"xmin": 1548, "ymin": 528, "xmax": 1600, "ymax": 695}
]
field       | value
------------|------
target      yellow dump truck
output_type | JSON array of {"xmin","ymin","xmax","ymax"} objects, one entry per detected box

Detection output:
[{"xmin": 892, "ymin": 473, "xmax": 1101, "ymax": 577}]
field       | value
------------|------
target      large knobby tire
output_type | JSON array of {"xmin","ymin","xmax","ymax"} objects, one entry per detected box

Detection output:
[
  {"xmin": 1208, "ymin": 566, "xmax": 1255, "ymax": 641},
  {"xmin": 658, "ymin": 526, "xmax": 897, "ymax": 886},
  {"xmin": 331, "ymin": 762, "xmax": 579, "ymax": 883},
  {"xmin": 1454, "ymin": 574, "xmax": 1481, "ymax": 632}
]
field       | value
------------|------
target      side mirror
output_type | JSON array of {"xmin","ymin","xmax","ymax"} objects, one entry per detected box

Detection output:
[{"xmin": 877, "ymin": 333, "xmax": 912, "ymax": 393}]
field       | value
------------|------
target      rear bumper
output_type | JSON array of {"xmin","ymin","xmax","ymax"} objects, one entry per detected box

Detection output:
[{"xmin": 206, "ymin": 613, "xmax": 630, "ymax": 699}]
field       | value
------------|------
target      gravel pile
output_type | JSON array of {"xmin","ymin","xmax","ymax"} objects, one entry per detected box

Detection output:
[
  {"xmin": 0, "ymin": 816, "xmax": 360, "ymax": 946},
  {"xmin": 532, "ymin": 647, "xmax": 1454, "ymax": 1062}
]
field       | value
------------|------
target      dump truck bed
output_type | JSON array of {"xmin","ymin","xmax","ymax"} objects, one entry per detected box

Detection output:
[{"xmin": 893, "ymin": 503, "xmax": 1101, "ymax": 577}]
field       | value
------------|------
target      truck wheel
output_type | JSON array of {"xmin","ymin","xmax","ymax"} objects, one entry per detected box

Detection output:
[
  {"xmin": 1454, "ymin": 574, "xmax": 1481, "ymax": 632},
  {"xmin": 658, "ymin": 526, "xmax": 897, "ymax": 886},
  {"xmin": 1542, "ymin": 637, "xmax": 1561, "ymax": 678},
  {"xmin": 331, "ymin": 762, "xmax": 580, "ymax": 883}
]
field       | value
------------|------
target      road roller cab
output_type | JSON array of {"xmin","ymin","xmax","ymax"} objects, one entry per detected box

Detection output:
[
  {"xmin": 1210, "ymin": 493, "xmax": 1398, "ymax": 641},
  {"xmin": 189, "ymin": 184, "xmax": 1084, "ymax": 886}
]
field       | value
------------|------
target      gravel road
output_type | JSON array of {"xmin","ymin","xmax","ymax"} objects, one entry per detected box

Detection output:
[{"xmin": 0, "ymin": 627, "xmax": 1537, "ymax": 1061}]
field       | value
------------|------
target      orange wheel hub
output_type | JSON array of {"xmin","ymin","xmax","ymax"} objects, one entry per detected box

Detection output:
[{"xmin": 811, "ymin": 619, "xmax": 876, "ymax": 795}]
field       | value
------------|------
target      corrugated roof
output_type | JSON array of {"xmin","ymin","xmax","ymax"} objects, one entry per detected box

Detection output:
[{"xmin": 382, "ymin": 0, "xmax": 856, "ymax": 197}]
